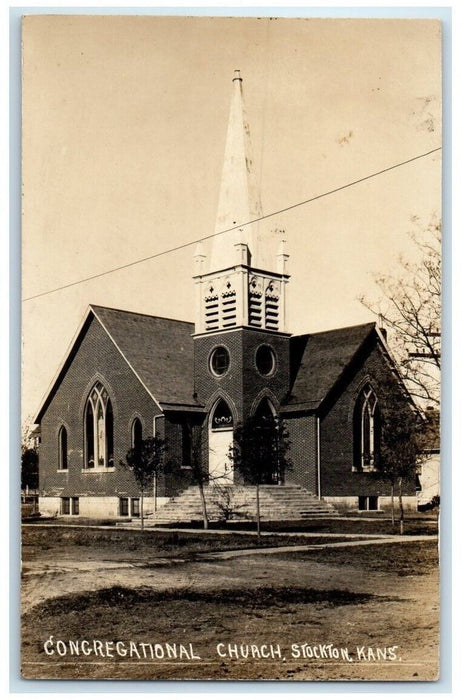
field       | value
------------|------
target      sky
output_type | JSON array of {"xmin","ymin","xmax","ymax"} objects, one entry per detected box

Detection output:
[{"xmin": 21, "ymin": 14, "xmax": 441, "ymax": 424}]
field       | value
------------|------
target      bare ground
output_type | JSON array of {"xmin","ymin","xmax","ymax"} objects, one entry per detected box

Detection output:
[{"xmin": 21, "ymin": 525, "xmax": 439, "ymax": 682}]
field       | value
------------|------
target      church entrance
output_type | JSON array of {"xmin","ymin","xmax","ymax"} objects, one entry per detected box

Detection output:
[{"xmin": 208, "ymin": 399, "xmax": 234, "ymax": 485}]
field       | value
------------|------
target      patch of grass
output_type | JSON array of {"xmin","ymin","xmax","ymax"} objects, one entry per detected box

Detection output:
[
  {"xmin": 22, "ymin": 583, "xmax": 380, "ymax": 661},
  {"xmin": 21, "ymin": 526, "xmax": 360, "ymax": 560},
  {"xmin": 278, "ymin": 540, "xmax": 438, "ymax": 576},
  {"xmin": 256, "ymin": 518, "xmax": 438, "ymax": 536},
  {"xmin": 27, "ymin": 584, "xmax": 376, "ymax": 620}
]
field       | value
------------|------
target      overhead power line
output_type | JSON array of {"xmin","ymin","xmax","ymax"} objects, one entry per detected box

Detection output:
[{"xmin": 22, "ymin": 147, "xmax": 441, "ymax": 302}]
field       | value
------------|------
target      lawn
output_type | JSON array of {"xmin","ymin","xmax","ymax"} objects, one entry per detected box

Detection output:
[
  {"xmin": 21, "ymin": 525, "xmax": 439, "ymax": 681},
  {"xmin": 22, "ymin": 525, "xmax": 368, "ymax": 563}
]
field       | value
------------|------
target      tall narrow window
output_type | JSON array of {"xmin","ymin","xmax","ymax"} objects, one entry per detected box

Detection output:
[
  {"xmin": 353, "ymin": 384, "xmax": 379, "ymax": 471},
  {"xmin": 58, "ymin": 426, "xmax": 68, "ymax": 470},
  {"xmin": 86, "ymin": 403, "xmax": 94, "ymax": 467},
  {"xmin": 131, "ymin": 418, "xmax": 143, "ymax": 450},
  {"xmin": 84, "ymin": 382, "xmax": 114, "ymax": 469},
  {"xmin": 106, "ymin": 399, "xmax": 114, "ymax": 467}
]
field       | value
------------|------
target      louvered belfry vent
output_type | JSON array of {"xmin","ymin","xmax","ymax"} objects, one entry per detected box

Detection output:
[
  {"xmin": 265, "ymin": 280, "xmax": 280, "ymax": 331},
  {"xmin": 204, "ymin": 284, "xmax": 220, "ymax": 332},
  {"xmin": 249, "ymin": 276, "xmax": 263, "ymax": 328},
  {"xmin": 221, "ymin": 279, "xmax": 237, "ymax": 328}
]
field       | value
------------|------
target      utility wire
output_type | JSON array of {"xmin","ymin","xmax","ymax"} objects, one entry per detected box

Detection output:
[{"xmin": 22, "ymin": 147, "xmax": 441, "ymax": 302}]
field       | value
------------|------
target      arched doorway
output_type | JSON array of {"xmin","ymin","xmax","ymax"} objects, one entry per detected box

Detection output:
[
  {"xmin": 208, "ymin": 398, "xmax": 234, "ymax": 484},
  {"xmin": 253, "ymin": 398, "xmax": 281, "ymax": 484}
]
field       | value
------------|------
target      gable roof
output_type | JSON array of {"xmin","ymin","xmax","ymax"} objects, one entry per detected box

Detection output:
[
  {"xmin": 91, "ymin": 305, "xmax": 198, "ymax": 408},
  {"xmin": 284, "ymin": 322, "xmax": 377, "ymax": 412},
  {"xmin": 34, "ymin": 304, "xmax": 401, "ymax": 424},
  {"xmin": 34, "ymin": 305, "xmax": 199, "ymax": 422}
]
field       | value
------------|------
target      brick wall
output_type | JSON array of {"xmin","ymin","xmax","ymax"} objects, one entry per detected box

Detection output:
[
  {"xmin": 39, "ymin": 315, "xmax": 163, "ymax": 501},
  {"xmin": 194, "ymin": 328, "xmax": 291, "ymax": 480},
  {"xmin": 284, "ymin": 414, "xmax": 318, "ymax": 492},
  {"xmin": 319, "ymin": 340, "xmax": 417, "ymax": 498},
  {"xmin": 39, "ymin": 316, "xmax": 417, "ymax": 506},
  {"xmin": 163, "ymin": 412, "xmax": 205, "ymax": 495},
  {"xmin": 194, "ymin": 328, "xmax": 291, "ymax": 419}
]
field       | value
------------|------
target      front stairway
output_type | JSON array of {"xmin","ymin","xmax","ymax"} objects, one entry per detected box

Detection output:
[{"xmin": 134, "ymin": 484, "xmax": 337, "ymax": 526}]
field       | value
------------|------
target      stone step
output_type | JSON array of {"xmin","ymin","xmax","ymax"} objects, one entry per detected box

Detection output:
[{"xmin": 128, "ymin": 484, "xmax": 338, "ymax": 526}]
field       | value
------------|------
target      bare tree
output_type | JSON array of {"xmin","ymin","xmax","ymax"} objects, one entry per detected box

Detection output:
[
  {"xmin": 374, "ymin": 380, "xmax": 425, "ymax": 534},
  {"xmin": 21, "ymin": 416, "xmax": 39, "ymax": 493},
  {"xmin": 121, "ymin": 436, "xmax": 166, "ymax": 532},
  {"xmin": 188, "ymin": 425, "xmax": 209, "ymax": 530},
  {"xmin": 359, "ymin": 216, "xmax": 441, "ymax": 407},
  {"xmin": 228, "ymin": 415, "xmax": 291, "ymax": 538}
]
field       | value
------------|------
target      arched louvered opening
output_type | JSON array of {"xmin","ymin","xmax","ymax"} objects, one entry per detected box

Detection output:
[
  {"xmin": 204, "ymin": 283, "xmax": 219, "ymax": 332},
  {"xmin": 264, "ymin": 281, "xmax": 280, "ymax": 331},
  {"xmin": 221, "ymin": 278, "xmax": 237, "ymax": 328},
  {"xmin": 248, "ymin": 276, "xmax": 263, "ymax": 328}
]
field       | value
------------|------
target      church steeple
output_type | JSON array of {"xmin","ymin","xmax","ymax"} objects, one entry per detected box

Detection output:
[
  {"xmin": 193, "ymin": 71, "xmax": 290, "ymax": 336},
  {"xmin": 209, "ymin": 69, "xmax": 262, "ymax": 271}
]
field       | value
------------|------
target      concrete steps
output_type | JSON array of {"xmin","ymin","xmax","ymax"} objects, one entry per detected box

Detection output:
[{"xmin": 134, "ymin": 484, "xmax": 337, "ymax": 525}]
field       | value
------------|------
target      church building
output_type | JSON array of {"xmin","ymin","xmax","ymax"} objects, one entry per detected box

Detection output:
[{"xmin": 34, "ymin": 71, "xmax": 419, "ymax": 522}]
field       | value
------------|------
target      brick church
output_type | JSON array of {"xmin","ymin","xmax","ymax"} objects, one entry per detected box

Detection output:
[{"xmin": 34, "ymin": 71, "xmax": 419, "ymax": 521}]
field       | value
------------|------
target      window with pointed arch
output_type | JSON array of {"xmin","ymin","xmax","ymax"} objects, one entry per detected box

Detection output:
[
  {"xmin": 58, "ymin": 425, "xmax": 68, "ymax": 471},
  {"xmin": 353, "ymin": 384, "xmax": 380, "ymax": 471},
  {"xmin": 131, "ymin": 417, "xmax": 143, "ymax": 451},
  {"xmin": 84, "ymin": 382, "xmax": 114, "ymax": 469},
  {"xmin": 254, "ymin": 397, "xmax": 276, "ymax": 425},
  {"xmin": 210, "ymin": 398, "xmax": 233, "ymax": 431}
]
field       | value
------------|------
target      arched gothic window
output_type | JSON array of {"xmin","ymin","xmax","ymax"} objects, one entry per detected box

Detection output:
[
  {"xmin": 254, "ymin": 397, "xmax": 276, "ymax": 424},
  {"xmin": 353, "ymin": 384, "xmax": 380, "ymax": 471},
  {"xmin": 131, "ymin": 418, "xmax": 143, "ymax": 450},
  {"xmin": 85, "ymin": 382, "xmax": 114, "ymax": 469},
  {"xmin": 58, "ymin": 425, "xmax": 68, "ymax": 470}
]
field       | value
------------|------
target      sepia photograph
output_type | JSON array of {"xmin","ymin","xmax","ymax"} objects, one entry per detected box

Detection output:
[{"xmin": 20, "ymin": 13, "xmax": 441, "ymax": 682}]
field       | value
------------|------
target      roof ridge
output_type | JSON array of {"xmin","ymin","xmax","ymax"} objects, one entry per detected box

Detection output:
[
  {"xmin": 292, "ymin": 321, "xmax": 375, "ymax": 341},
  {"xmin": 286, "ymin": 321, "xmax": 378, "ymax": 412},
  {"xmin": 90, "ymin": 303, "xmax": 193, "ymax": 327}
]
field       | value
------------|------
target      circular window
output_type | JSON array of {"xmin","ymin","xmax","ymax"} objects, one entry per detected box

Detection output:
[
  {"xmin": 255, "ymin": 345, "xmax": 276, "ymax": 376},
  {"xmin": 209, "ymin": 346, "xmax": 230, "ymax": 376}
]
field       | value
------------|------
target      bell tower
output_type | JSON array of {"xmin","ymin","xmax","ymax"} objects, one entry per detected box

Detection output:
[
  {"xmin": 193, "ymin": 71, "xmax": 292, "ymax": 453},
  {"xmin": 193, "ymin": 70, "xmax": 290, "ymax": 337}
]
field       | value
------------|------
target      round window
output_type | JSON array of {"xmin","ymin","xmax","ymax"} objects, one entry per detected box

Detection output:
[
  {"xmin": 209, "ymin": 346, "xmax": 230, "ymax": 376},
  {"xmin": 255, "ymin": 345, "xmax": 276, "ymax": 376}
]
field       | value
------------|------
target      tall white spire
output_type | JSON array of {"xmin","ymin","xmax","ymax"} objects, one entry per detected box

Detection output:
[
  {"xmin": 193, "ymin": 71, "xmax": 290, "ymax": 336},
  {"xmin": 209, "ymin": 70, "xmax": 262, "ymax": 272}
]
